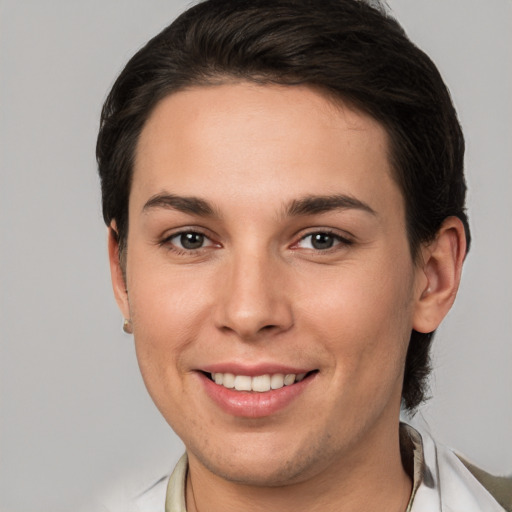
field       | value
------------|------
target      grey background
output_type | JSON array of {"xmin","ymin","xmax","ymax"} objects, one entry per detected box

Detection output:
[{"xmin": 0, "ymin": 0, "xmax": 510, "ymax": 510}]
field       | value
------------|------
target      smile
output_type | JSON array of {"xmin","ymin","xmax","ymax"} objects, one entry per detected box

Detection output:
[
  {"xmin": 209, "ymin": 372, "xmax": 307, "ymax": 392},
  {"xmin": 200, "ymin": 369, "xmax": 318, "ymax": 417}
]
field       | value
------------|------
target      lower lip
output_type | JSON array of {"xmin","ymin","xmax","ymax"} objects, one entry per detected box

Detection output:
[{"xmin": 199, "ymin": 373, "xmax": 315, "ymax": 418}]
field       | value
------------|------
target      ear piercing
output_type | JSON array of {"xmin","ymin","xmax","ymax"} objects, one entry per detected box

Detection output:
[{"xmin": 123, "ymin": 318, "xmax": 133, "ymax": 334}]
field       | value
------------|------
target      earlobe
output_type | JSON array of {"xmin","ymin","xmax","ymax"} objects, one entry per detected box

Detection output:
[
  {"xmin": 413, "ymin": 217, "xmax": 467, "ymax": 334},
  {"xmin": 107, "ymin": 222, "xmax": 131, "ymax": 321}
]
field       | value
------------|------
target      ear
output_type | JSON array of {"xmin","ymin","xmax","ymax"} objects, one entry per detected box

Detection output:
[
  {"xmin": 107, "ymin": 222, "xmax": 131, "ymax": 321},
  {"xmin": 413, "ymin": 217, "xmax": 467, "ymax": 333}
]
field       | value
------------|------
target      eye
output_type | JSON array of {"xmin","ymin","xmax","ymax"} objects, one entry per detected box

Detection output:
[
  {"xmin": 296, "ymin": 231, "xmax": 351, "ymax": 250},
  {"xmin": 166, "ymin": 231, "xmax": 215, "ymax": 251}
]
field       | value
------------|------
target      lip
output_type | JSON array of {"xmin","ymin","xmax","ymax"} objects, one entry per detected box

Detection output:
[{"xmin": 197, "ymin": 366, "xmax": 317, "ymax": 418}]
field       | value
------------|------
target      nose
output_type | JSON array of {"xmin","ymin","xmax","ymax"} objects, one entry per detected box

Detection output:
[{"xmin": 215, "ymin": 251, "xmax": 294, "ymax": 341}]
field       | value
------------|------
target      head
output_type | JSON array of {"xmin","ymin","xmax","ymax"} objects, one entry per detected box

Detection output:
[
  {"xmin": 97, "ymin": 0, "xmax": 469, "ymax": 414},
  {"xmin": 98, "ymin": 0, "xmax": 469, "ymax": 487}
]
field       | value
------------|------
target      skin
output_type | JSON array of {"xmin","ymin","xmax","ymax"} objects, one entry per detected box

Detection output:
[{"xmin": 109, "ymin": 83, "xmax": 465, "ymax": 512}]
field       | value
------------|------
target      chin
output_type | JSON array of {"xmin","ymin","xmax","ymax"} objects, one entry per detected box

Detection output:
[
  {"xmin": 199, "ymin": 453, "xmax": 313, "ymax": 487},
  {"xmin": 187, "ymin": 429, "xmax": 334, "ymax": 487}
]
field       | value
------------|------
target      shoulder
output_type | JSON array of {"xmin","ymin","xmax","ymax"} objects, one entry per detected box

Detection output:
[
  {"xmin": 134, "ymin": 454, "xmax": 187, "ymax": 512},
  {"xmin": 94, "ymin": 462, "xmax": 179, "ymax": 512},
  {"xmin": 404, "ymin": 420, "xmax": 511, "ymax": 512},
  {"xmin": 455, "ymin": 454, "xmax": 512, "ymax": 512},
  {"xmin": 132, "ymin": 474, "xmax": 172, "ymax": 512}
]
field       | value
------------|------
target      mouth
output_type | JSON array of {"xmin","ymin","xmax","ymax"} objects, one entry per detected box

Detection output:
[
  {"xmin": 203, "ymin": 370, "xmax": 317, "ymax": 392},
  {"xmin": 197, "ymin": 365, "xmax": 319, "ymax": 417}
]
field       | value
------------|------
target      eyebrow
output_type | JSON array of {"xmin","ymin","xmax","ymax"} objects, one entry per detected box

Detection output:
[
  {"xmin": 285, "ymin": 194, "xmax": 376, "ymax": 217},
  {"xmin": 142, "ymin": 192, "xmax": 376, "ymax": 218},
  {"xmin": 142, "ymin": 193, "xmax": 218, "ymax": 217}
]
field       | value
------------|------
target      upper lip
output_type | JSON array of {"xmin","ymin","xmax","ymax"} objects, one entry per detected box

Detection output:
[{"xmin": 199, "ymin": 363, "xmax": 315, "ymax": 376}]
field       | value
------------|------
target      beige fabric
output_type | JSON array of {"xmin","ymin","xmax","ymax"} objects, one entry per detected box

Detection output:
[
  {"xmin": 457, "ymin": 456, "xmax": 512, "ymax": 512},
  {"xmin": 402, "ymin": 424, "xmax": 424, "ymax": 512},
  {"xmin": 165, "ymin": 454, "xmax": 188, "ymax": 512}
]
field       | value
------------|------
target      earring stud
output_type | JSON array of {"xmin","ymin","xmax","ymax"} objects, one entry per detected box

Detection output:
[{"xmin": 123, "ymin": 318, "xmax": 133, "ymax": 334}]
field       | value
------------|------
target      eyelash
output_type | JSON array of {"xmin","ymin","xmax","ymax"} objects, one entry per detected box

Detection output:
[{"xmin": 160, "ymin": 228, "xmax": 353, "ymax": 256}]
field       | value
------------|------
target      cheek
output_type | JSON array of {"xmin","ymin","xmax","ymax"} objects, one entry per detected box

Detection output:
[
  {"xmin": 297, "ymin": 256, "xmax": 415, "ymax": 383},
  {"xmin": 127, "ymin": 260, "xmax": 216, "ymax": 380},
  {"xmin": 127, "ymin": 268, "xmax": 219, "ymax": 426}
]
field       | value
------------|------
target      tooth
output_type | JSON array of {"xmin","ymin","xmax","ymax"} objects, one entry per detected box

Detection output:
[
  {"xmin": 252, "ymin": 374, "xmax": 271, "ymax": 392},
  {"xmin": 222, "ymin": 373, "xmax": 235, "ymax": 388},
  {"xmin": 234, "ymin": 375, "xmax": 252, "ymax": 391},
  {"xmin": 270, "ymin": 374, "xmax": 285, "ymax": 389},
  {"xmin": 212, "ymin": 372, "xmax": 306, "ymax": 391},
  {"xmin": 284, "ymin": 374, "xmax": 296, "ymax": 386}
]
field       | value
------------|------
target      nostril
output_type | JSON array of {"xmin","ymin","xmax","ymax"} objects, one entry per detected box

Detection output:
[{"xmin": 215, "ymin": 295, "xmax": 294, "ymax": 339}]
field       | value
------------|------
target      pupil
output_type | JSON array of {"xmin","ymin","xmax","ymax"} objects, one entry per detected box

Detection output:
[
  {"xmin": 181, "ymin": 233, "xmax": 204, "ymax": 249},
  {"xmin": 312, "ymin": 233, "xmax": 334, "ymax": 250}
]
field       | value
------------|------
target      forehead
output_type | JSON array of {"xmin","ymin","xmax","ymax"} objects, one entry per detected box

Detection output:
[{"xmin": 133, "ymin": 83, "xmax": 401, "ymax": 217}]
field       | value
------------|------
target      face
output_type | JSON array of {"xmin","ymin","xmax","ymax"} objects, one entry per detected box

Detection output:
[{"xmin": 111, "ymin": 83, "xmax": 428, "ymax": 486}]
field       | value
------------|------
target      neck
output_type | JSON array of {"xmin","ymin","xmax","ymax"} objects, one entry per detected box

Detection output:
[{"xmin": 185, "ymin": 420, "xmax": 412, "ymax": 512}]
